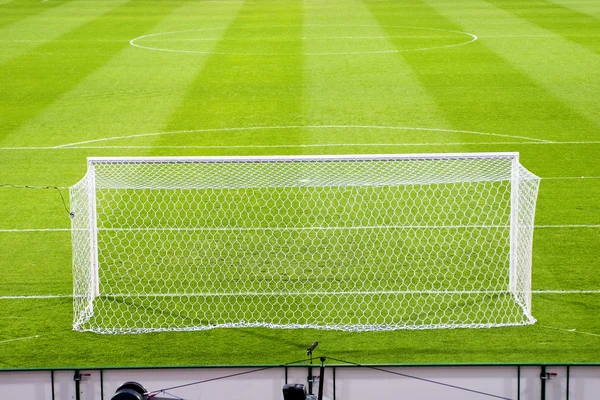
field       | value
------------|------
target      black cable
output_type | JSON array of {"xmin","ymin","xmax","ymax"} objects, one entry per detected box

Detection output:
[
  {"xmin": 146, "ymin": 357, "xmax": 314, "ymax": 396},
  {"xmin": 0, "ymin": 184, "xmax": 72, "ymax": 218},
  {"xmin": 325, "ymin": 356, "xmax": 513, "ymax": 400}
]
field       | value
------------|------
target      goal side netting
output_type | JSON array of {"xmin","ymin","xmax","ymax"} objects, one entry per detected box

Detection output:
[{"xmin": 70, "ymin": 153, "xmax": 540, "ymax": 334}]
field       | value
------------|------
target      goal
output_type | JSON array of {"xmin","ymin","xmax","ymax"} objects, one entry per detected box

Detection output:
[{"xmin": 70, "ymin": 153, "xmax": 540, "ymax": 334}]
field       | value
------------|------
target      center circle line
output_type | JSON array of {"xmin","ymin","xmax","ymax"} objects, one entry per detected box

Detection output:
[{"xmin": 129, "ymin": 25, "xmax": 478, "ymax": 56}]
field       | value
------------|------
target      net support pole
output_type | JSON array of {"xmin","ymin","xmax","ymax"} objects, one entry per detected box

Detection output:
[
  {"xmin": 87, "ymin": 161, "xmax": 100, "ymax": 299},
  {"xmin": 509, "ymin": 154, "xmax": 519, "ymax": 294}
]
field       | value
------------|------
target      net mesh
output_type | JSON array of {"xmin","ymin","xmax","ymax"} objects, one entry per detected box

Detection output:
[{"xmin": 70, "ymin": 154, "xmax": 540, "ymax": 334}]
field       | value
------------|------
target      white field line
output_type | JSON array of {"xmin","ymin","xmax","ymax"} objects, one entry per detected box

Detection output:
[
  {"xmin": 0, "ymin": 39, "xmax": 133, "ymax": 43},
  {"xmin": 0, "ymin": 335, "xmax": 41, "ymax": 345},
  {"xmin": 132, "ymin": 34, "xmax": 600, "ymax": 41},
  {"xmin": 98, "ymin": 290, "xmax": 526, "ymax": 296},
  {"xmin": 0, "ymin": 295, "xmax": 73, "ymax": 299},
  {"xmin": 538, "ymin": 325, "xmax": 600, "ymax": 338},
  {"xmin": 480, "ymin": 34, "xmax": 600, "ymax": 38},
  {"xmin": 6, "ymin": 141, "xmax": 600, "ymax": 151},
  {"xmin": 129, "ymin": 25, "xmax": 478, "ymax": 56},
  {"xmin": 0, "ymin": 36, "xmax": 465, "ymax": 43},
  {"xmin": 543, "ymin": 176, "xmax": 600, "ymax": 180},
  {"xmin": 4, "ymin": 35, "xmax": 598, "ymax": 43},
  {"xmin": 533, "ymin": 290, "xmax": 600, "ymax": 294},
  {"xmin": 0, "ymin": 224, "xmax": 599, "ymax": 233},
  {"xmin": 0, "ymin": 228, "xmax": 70, "ymax": 232},
  {"xmin": 98, "ymin": 225, "xmax": 510, "ymax": 231},
  {"xmin": 51, "ymin": 126, "xmax": 551, "ymax": 148},
  {"xmin": 1, "ymin": 291, "xmax": 600, "ymax": 300},
  {"xmin": 535, "ymin": 224, "xmax": 600, "ymax": 228},
  {"xmin": 137, "ymin": 35, "xmax": 473, "ymax": 41}
]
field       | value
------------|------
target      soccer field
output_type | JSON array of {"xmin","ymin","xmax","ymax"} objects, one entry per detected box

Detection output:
[{"xmin": 0, "ymin": 0, "xmax": 599, "ymax": 368}]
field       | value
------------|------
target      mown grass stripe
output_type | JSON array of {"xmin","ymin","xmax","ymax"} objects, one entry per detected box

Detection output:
[
  {"xmin": 302, "ymin": 0, "xmax": 454, "ymax": 149},
  {"xmin": 0, "ymin": 0, "xmax": 68, "ymax": 30},
  {"xmin": 550, "ymin": 0, "xmax": 600, "ymax": 19},
  {"xmin": 153, "ymin": 0, "xmax": 305, "ymax": 151},
  {"xmin": 0, "ymin": 0, "xmax": 127, "ymax": 66},
  {"xmin": 367, "ymin": 0, "xmax": 599, "ymax": 144},
  {"xmin": 1, "ymin": 0, "xmax": 246, "ymax": 149},
  {"xmin": 0, "ymin": 0, "xmax": 186, "ymax": 144},
  {"xmin": 486, "ymin": 0, "xmax": 600, "ymax": 54},
  {"xmin": 421, "ymin": 0, "xmax": 600, "ymax": 140},
  {"xmin": 0, "ymin": 0, "xmax": 598, "ymax": 368}
]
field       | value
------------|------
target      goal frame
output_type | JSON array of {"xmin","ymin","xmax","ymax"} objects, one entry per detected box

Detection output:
[{"xmin": 71, "ymin": 152, "xmax": 539, "ymax": 333}]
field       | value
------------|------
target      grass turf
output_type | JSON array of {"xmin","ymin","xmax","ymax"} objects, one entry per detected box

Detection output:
[{"xmin": 0, "ymin": 0, "xmax": 599, "ymax": 368}]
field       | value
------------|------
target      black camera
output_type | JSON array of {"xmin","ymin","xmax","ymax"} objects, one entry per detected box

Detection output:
[{"xmin": 282, "ymin": 383, "xmax": 318, "ymax": 400}]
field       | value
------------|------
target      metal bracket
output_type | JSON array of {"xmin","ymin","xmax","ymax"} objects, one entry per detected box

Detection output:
[
  {"xmin": 540, "ymin": 372, "xmax": 558, "ymax": 380},
  {"xmin": 74, "ymin": 372, "xmax": 91, "ymax": 381}
]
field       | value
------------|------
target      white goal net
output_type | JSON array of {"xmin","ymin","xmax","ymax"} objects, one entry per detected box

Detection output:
[{"xmin": 70, "ymin": 153, "xmax": 540, "ymax": 334}]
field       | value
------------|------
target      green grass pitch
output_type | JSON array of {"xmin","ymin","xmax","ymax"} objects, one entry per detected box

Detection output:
[{"xmin": 0, "ymin": 0, "xmax": 599, "ymax": 368}]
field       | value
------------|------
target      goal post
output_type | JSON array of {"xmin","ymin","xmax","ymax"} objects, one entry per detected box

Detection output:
[{"xmin": 70, "ymin": 153, "xmax": 540, "ymax": 334}]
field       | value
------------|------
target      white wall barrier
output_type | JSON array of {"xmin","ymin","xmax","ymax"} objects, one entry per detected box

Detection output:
[{"xmin": 0, "ymin": 363, "xmax": 598, "ymax": 400}]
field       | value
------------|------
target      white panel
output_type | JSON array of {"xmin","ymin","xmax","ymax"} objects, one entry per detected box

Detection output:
[
  {"xmin": 519, "ymin": 366, "xmax": 541, "ymax": 400},
  {"xmin": 569, "ymin": 366, "xmax": 600, "ymax": 400},
  {"xmin": 78, "ymin": 370, "xmax": 102, "ymax": 400},
  {"xmin": 2, "ymin": 364, "xmax": 600, "ymax": 400},
  {"xmin": 335, "ymin": 366, "xmax": 517, "ymax": 400},
  {"xmin": 103, "ymin": 367, "xmax": 286, "ymax": 400},
  {"xmin": 544, "ymin": 366, "xmax": 567, "ymax": 400},
  {"xmin": 0, "ymin": 370, "xmax": 53, "ymax": 400},
  {"xmin": 53, "ymin": 370, "xmax": 77, "ymax": 399}
]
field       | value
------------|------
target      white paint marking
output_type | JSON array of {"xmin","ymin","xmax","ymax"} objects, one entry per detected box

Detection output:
[
  {"xmin": 0, "ymin": 335, "xmax": 41, "ymax": 345},
  {"xmin": 543, "ymin": 176, "xmax": 600, "ymax": 180},
  {"xmin": 480, "ymin": 34, "xmax": 600, "ymax": 38},
  {"xmin": 535, "ymin": 225, "xmax": 600, "ymax": 228},
  {"xmin": 0, "ymin": 295, "xmax": 72, "ymax": 299},
  {"xmin": 0, "ymin": 228, "xmax": 70, "ymax": 232},
  {"xmin": 97, "ymin": 225, "xmax": 511, "ymax": 232},
  {"xmin": 140, "ymin": 35, "xmax": 475, "ymax": 41},
  {"xmin": 533, "ymin": 290, "xmax": 600, "ymax": 294},
  {"xmin": 129, "ymin": 25, "xmax": 478, "ymax": 56},
  {"xmin": 5, "ymin": 141, "xmax": 600, "ymax": 151},
  {"xmin": 2, "ymin": 291, "xmax": 600, "ymax": 300},
  {"xmin": 52, "ymin": 125, "xmax": 550, "ymax": 148},
  {"xmin": 538, "ymin": 325, "xmax": 600, "ymax": 338},
  {"xmin": 1, "ymin": 225, "xmax": 598, "ymax": 233}
]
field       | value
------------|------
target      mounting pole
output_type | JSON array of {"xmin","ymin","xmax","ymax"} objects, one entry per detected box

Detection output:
[
  {"xmin": 318, "ymin": 357, "xmax": 326, "ymax": 400},
  {"xmin": 307, "ymin": 342, "xmax": 318, "ymax": 395}
]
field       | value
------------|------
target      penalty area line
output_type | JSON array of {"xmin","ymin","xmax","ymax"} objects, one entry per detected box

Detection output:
[
  {"xmin": 0, "ymin": 335, "xmax": 41, "ymax": 345},
  {"xmin": 0, "ymin": 295, "xmax": 73, "ymax": 299},
  {"xmin": 2, "ymin": 291, "xmax": 600, "ymax": 300},
  {"xmin": 0, "ymin": 228, "xmax": 70, "ymax": 232},
  {"xmin": 533, "ymin": 290, "xmax": 600, "ymax": 294},
  {"xmin": 1, "ymin": 225, "xmax": 599, "ymax": 233},
  {"xmin": 538, "ymin": 325, "xmax": 600, "ymax": 338}
]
